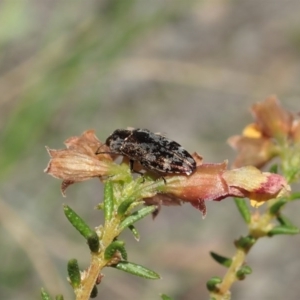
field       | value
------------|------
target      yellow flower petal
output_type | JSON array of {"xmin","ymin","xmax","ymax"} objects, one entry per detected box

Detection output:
[
  {"xmin": 242, "ymin": 123, "xmax": 262, "ymax": 138},
  {"xmin": 250, "ymin": 199, "xmax": 265, "ymax": 207}
]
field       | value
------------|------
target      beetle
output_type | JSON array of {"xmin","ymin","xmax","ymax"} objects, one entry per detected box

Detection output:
[{"xmin": 104, "ymin": 128, "xmax": 196, "ymax": 175}]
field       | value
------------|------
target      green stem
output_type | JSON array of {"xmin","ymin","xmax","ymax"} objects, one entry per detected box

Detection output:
[
  {"xmin": 209, "ymin": 204, "xmax": 277, "ymax": 299},
  {"xmin": 75, "ymin": 217, "xmax": 122, "ymax": 300}
]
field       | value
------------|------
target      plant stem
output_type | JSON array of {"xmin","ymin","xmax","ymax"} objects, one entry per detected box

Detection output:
[
  {"xmin": 75, "ymin": 255, "xmax": 103, "ymax": 300},
  {"xmin": 75, "ymin": 218, "xmax": 121, "ymax": 300},
  {"xmin": 209, "ymin": 209, "xmax": 276, "ymax": 299},
  {"xmin": 213, "ymin": 248, "xmax": 246, "ymax": 300}
]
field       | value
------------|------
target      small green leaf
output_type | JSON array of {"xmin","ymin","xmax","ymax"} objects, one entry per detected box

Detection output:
[
  {"xmin": 55, "ymin": 296, "xmax": 64, "ymax": 300},
  {"xmin": 119, "ymin": 246, "xmax": 128, "ymax": 261},
  {"xmin": 289, "ymin": 192, "xmax": 300, "ymax": 201},
  {"xmin": 41, "ymin": 288, "xmax": 52, "ymax": 300},
  {"xmin": 236, "ymin": 265, "xmax": 252, "ymax": 280},
  {"xmin": 112, "ymin": 261, "xmax": 160, "ymax": 279},
  {"xmin": 268, "ymin": 225, "xmax": 299, "ymax": 236},
  {"xmin": 90, "ymin": 285, "xmax": 98, "ymax": 298},
  {"xmin": 269, "ymin": 164, "xmax": 278, "ymax": 174},
  {"xmin": 104, "ymin": 181, "xmax": 114, "ymax": 221},
  {"xmin": 269, "ymin": 198, "xmax": 287, "ymax": 215},
  {"xmin": 96, "ymin": 203, "xmax": 104, "ymax": 210},
  {"xmin": 119, "ymin": 206, "xmax": 157, "ymax": 230},
  {"xmin": 104, "ymin": 240, "xmax": 127, "ymax": 260},
  {"xmin": 64, "ymin": 205, "xmax": 94, "ymax": 239},
  {"xmin": 160, "ymin": 294, "xmax": 174, "ymax": 300},
  {"xmin": 277, "ymin": 215, "xmax": 296, "ymax": 227},
  {"xmin": 286, "ymin": 167, "xmax": 299, "ymax": 183},
  {"xmin": 235, "ymin": 236, "xmax": 256, "ymax": 251},
  {"xmin": 124, "ymin": 200, "xmax": 144, "ymax": 213},
  {"xmin": 210, "ymin": 252, "xmax": 232, "ymax": 267},
  {"xmin": 206, "ymin": 276, "xmax": 222, "ymax": 292},
  {"xmin": 67, "ymin": 259, "xmax": 81, "ymax": 288},
  {"xmin": 117, "ymin": 197, "xmax": 136, "ymax": 216},
  {"xmin": 234, "ymin": 198, "xmax": 251, "ymax": 224},
  {"xmin": 87, "ymin": 231, "xmax": 100, "ymax": 253},
  {"xmin": 128, "ymin": 225, "xmax": 140, "ymax": 241}
]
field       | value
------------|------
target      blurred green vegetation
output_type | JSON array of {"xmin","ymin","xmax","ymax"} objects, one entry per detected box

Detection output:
[
  {"xmin": 0, "ymin": 1, "xmax": 196, "ymax": 299},
  {"xmin": 0, "ymin": 0, "xmax": 193, "ymax": 177},
  {"xmin": 2, "ymin": 1, "xmax": 300, "ymax": 299}
]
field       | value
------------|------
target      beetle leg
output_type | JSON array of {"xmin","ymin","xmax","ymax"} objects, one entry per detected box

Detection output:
[
  {"xmin": 129, "ymin": 160, "xmax": 146, "ymax": 182},
  {"xmin": 129, "ymin": 160, "xmax": 134, "ymax": 172}
]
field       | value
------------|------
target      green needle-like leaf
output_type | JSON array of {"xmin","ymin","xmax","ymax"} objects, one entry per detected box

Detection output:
[
  {"xmin": 104, "ymin": 181, "xmax": 114, "ymax": 220},
  {"xmin": 269, "ymin": 198, "xmax": 287, "ymax": 215},
  {"xmin": 117, "ymin": 197, "xmax": 136, "ymax": 216},
  {"xmin": 277, "ymin": 215, "xmax": 296, "ymax": 227},
  {"xmin": 206, "ymin": 276, "xmax": 222, "ymax": 292},
  {"xmin": 236, "ymin": 265, "xmax": 252, "ymax": 280},
  {"xmin": 118, "ymin": 245, "xmax": 128, "ymax": 261},
  {"xmin": 289, "ymin": 192, "xmax": 300, "ymax": 201},
  {"xmin": 55, "ymin": 296, "xmax": 64, "ymax": 300},
  {"xmin": 269, "ymin": 164, "xmax": 278, "ymax": 174},
  {"xmin": 235, "ymin": 236, "xmax": 256, "ymax": 251},
  {"xmin": 104, "ymin": 240, "xmax": 127, "ymax": 260},
  {"xmin": 268, "ymin": 225, "xmax": 299, "ymax": 236},
  {"xmin": 112, "ymin": 261, "xmax": 160, "ymax": 279},
  {"xmin": 119, "ymin": 206, "xmax": 157, "ymax": 230},
  {"xmin": 41, "ymin": 288, "xmax": 52, "ymax": 300},
  {"xmin": 234, "ymin": 198, "xmax": 251, "ymax": 224},
  {"xmin": 87, "ymin": 231, "xmax": 100, "ymax": 253},
  {"xmin": 64, "ymin": 205, "xmax": 94, "ymax": 239},
  {"xmin": 67, "ymin": 259, "xmax": 81, "ymax": 288},
  {"xmin": 128, "ymin": 225, "xmax": 140, "ymax": 241},
  {"xmin": 210, "ymin": 252, "xmax": 232, "ymax": 267}
]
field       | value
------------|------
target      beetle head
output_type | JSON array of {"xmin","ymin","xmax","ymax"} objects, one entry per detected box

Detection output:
[{"xmin": 105, "ymin": 129, "xmax": 132, "ymax": 152}]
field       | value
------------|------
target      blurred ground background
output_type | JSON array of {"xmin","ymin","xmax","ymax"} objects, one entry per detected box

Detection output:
[{"xmin": 1, "ymin": 0, "xmax": 300, "ymax": 299}]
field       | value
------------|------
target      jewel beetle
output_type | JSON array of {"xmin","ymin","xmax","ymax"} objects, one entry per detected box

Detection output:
[{"xmin": 104, "ymin": 128, "xmax": 196, "ymax": 175}]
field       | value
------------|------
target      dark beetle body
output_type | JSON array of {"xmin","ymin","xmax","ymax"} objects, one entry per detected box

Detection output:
[{"xmin": 105, "ymin": 128, "xmax": 196, "ymax": 175}]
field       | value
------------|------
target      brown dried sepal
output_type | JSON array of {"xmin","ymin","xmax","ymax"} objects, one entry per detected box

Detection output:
[
  {"xmin": 44, "ymin": 130, "xmax": 114, "ymax": 196},
  {"xmin": 251, "ymin": 95, "xmax": 293, "ymax": 139},
  {"xmin": 228, "ymin": 96, "xmax": 299, "ymax": 167}
]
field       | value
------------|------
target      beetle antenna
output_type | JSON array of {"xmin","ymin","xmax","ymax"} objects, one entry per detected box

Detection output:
[{"xmin": 95, "ymin": 144, "xmax": 109, "ymax": 155}]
